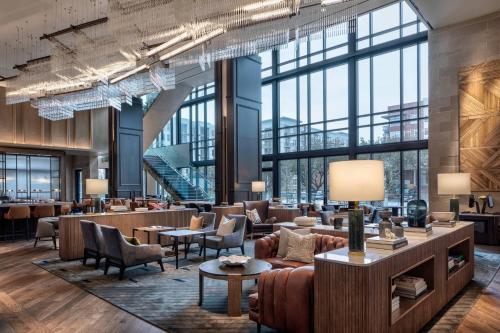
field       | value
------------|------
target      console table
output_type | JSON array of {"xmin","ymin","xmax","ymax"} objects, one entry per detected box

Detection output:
[
  {"xmin": 459, "ymin": 213, "xmax": 499, "ymax": 245},
  {"xmin": 314, "ymin": 222, "xmax": 474, "ymax": 333}
]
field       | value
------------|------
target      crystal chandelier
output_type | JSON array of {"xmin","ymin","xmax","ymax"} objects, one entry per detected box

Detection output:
[{"xmin": 3, "ymin": 0, "xmax": 369, "ymax": 121}]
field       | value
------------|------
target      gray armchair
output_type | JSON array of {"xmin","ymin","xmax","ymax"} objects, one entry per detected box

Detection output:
[
  {"xmin": 100, "ymin": 225, "xmax": 164, "ymax": 280},
  {"xmin": 197, "ymin": 214, "xmax": 247, "ymax": 258},
  {"xmin": 34, "ymin": 217, "xmax": 58, "ymax": 249},
  {"xmin": 80, "ymin": 220, "xmax": 105, "ymax": 269}
]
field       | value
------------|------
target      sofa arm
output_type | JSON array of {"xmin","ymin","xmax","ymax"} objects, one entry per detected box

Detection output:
[
  {"xmin": 256, "ymin": 266, "xmax": 315, "ymax": 333},
  {"xmin": 254, "ymin": 233, "xmax": 279, "ymax": 259},
  {"xmin": 269, "ymin": 207, "xmax": 301, "ymax": 222}
]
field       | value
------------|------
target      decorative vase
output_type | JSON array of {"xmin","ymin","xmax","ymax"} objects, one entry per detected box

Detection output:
[
  {"xmin": 407, "ymin": 200, "xmax": 428, "ymax": 227},
  {"xmin": 392, "ymin": 216, "xmax": 404, "ymax": 238},
  {"xmin": 378, "ymin": 210, "xmax": 392, "ymax": 238}
]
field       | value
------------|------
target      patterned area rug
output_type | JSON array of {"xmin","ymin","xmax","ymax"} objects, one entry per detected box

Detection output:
[{"xmin": 33, "ymin": 243, "xmax": 500, "ymax": 333}]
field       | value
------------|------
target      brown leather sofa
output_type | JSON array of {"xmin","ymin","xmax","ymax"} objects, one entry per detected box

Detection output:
[
  {"xmin": 243, "ymin": 201, "xmax": 300, "ymax": 239},
  {"xmin": 249, "ymin": 266, "xmax": 315, "ymax": 333},
  {"xmin": 255, "ymin": 232, "xmax": 347, "ymax": 269}
]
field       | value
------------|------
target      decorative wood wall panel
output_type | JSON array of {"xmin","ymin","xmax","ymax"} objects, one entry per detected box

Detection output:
[
  {"xmin": 0, "ymin": 87, "xmax": 93, "ymax": 150},
  {"xmin": 459, "ymin": 59, "xmax": 500, "ymax": 192}
]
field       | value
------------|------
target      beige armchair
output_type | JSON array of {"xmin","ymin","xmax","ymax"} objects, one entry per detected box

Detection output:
[{"xmin": 100, "ymin": 225, "xmax": 164, "ymax": 280}]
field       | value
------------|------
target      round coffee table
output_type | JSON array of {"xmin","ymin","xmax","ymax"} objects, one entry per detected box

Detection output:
[{"xmin": 198, "ymin": 258, "xmax": 272, "ymax": 317}]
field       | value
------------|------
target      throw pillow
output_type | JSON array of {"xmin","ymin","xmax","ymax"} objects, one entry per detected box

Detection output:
[
  {"xmin": 189, "ymin": 215, "xmax": 204, "ymax": 231},
  {"xmin": 277, "ymin": 227, "xmax": 312, "ymax": 257},
  {"xmin": 284, "ymin": 232, "xmax": 316, "ymax": 263},
  {"xmin": 216, "ymin": 217, "xmax": 236, "ymax": 236},
  {"xmin": 123, "ymin": 236, "xmax": 141, "ymax": 246},
  {"xmin": 246, "ymin": 209, "xmax": 262, "ymax": 224}
]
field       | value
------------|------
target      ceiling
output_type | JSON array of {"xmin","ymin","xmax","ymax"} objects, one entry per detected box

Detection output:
[{"xmin": 410, "ymin": 0, "xmax": 500, "ymax": 29}]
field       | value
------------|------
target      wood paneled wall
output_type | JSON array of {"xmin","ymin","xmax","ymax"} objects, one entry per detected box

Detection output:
[
  {"xmin": 0, "ymin": 87, "xmax": 92, "ymax": 150},
  {"xmin": 459, "ymin": 59, "xmax": 500, "ymax": 192}
]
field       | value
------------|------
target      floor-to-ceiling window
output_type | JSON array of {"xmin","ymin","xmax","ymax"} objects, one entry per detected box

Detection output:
[
  {"xmin": 261, "ymin": 0, "xmax": 428, "ymax": 210},
  {"xmin": 0, "ymin": 153, "xmax": 61, "ymax": 201}
]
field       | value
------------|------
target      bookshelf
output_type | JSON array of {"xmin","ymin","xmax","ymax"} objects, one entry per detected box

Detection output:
[
  {"xmin": 447, "ymin": 237, "xmax": 471, "ymax": 280},
  {"xmin": 390, "ymin": 256, "xmax": 435, "ymax": 325}
]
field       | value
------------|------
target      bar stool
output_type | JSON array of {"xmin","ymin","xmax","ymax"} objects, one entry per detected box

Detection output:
[{"xmin": 4, "ymin": 206, "xmax": 31, "ymax": 240}]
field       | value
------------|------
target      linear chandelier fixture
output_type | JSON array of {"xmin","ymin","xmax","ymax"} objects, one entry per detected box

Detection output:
[{"xmin": 2, "ymin": 0, "xmax": 367, "ymax": 121}]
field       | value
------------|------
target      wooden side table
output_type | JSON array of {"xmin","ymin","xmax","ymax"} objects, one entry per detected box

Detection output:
[
  {"xmin": 132, "ymin": 226, "xmax": 175, "ymax": 244},
  {"xmin": 198, "ymin": 259, "xmax": 272, "ymax": 317}
]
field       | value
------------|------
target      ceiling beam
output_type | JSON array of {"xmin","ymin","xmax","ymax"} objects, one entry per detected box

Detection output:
[{"xmin": 39, "ymin": 17, "xmax": 108, "ymax": 40}]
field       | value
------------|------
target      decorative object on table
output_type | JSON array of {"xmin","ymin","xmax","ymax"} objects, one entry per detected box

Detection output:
[
  {"xmin": 110, "ymin": 205, "xmax": 128, "ymax": 212},
  {"xmin": 135, "ymin": 207, "xmax": 149, "ymax": 212},
  {"xmin": 218, "ymin": 255, "xmax": 251, "ymax": 266},
  {"xmin": 332, "ymin": 217, "xmax": 344, "ymax": 229},
  {"xmin": 406, "ymin": 224, "xmax": 433, "ymax": 235},
  {"xmin": 85, "ymin": 179, "xmax": 108, "ymax": 213},
  {"xmin": 407, "ymin": 199, "xmax": 428, "ymax": 227},
  {"xmin": 431, "ymin": 211, "xmax": 456, "ymax": 227},
  {"xmin": 251, "ymin": 181, "xmax": 266, "ymax": 200},
  {"xmin": 394, "ymin": 275, "xmax": 427, "ymax": 299},
  {"xmin": 378, "ymin": 210, "xmax": 393, "ymax": 238},
  {"xmin": 392, "ymin": 216, "xmax": 405, "ymax": 238},
  {"xmin": 329, "ymin": 160, "xmax": 385, "ymax": 255},
  {"xmin": 293, "ymin": 216, "xmax": 317, "ymax": 227},
  {"xmin": 366, "ymin": 235, "xmax": 408, "ymax": 250},
  {"xmin": 437, "ymin": 173, "xmax": 471, "ymax": 221}
]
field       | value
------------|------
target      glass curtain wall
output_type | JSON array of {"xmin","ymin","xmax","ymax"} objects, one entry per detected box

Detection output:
[
  {"xmin": 0, "ymin": 153, "xmax": 61, "ymax": 200},
  {"xmin": 261, "ymin": 0, "xmax": 429, "ymax": 209}
]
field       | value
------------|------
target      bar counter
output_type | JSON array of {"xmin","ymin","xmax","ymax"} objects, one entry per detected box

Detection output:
[{"xmin": 58, "ymin": 208, "xmax": 197, "ymax": 260}]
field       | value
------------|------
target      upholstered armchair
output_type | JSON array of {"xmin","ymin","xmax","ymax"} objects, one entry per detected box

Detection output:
[
  {"xmin": 197, "ymin": 214, "xmax": 247, "ymax": 257},
  {"xmin": 80, "ymin": 220, "xmax": 105, "ymax": 269},
  {"xmin": 249, "ymin": 266, "xmax": 315, "ymax": 333},
  {"xmin": 176, "ymin": 212, "xmax": 217, "ymax": 253},
  {"xmin": 32, "ymin": 205, "xmax": 55, "ymax": 219},
  {"xmin": 100, "ymin": 225, "xmax": 164, "ymax": 280},
  {"xmin": 34, "ymin": 218, "xmax": 58, "ymax": 249},
  {"xmin": 4, "ymin": 206, "xmax": 31, "ymax": 240},
  {"xmin": 255, "ymin": 232, "xmax": 347, "ymax": 269},
  {"xmin": 244, "ymin": 201, "xmax": 301, "ymax": 239}
]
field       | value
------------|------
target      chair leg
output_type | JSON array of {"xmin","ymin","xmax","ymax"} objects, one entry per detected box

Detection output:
[
  {"xmin": 34, "ymin": 237, "xmax": 38, "ymax": 248},
  {"xmin": 11, "ymin": 220, "xmax": 15, "ymax": 241},
  {"xmin": 25, "ymin": 219, "xmax": 30, "ymax": 241},
  {"xmin": 158, "ymin": 259, "xmax": 165, "ymax": 272},
  {"xmin": 83, "ymin": 251, "xmax": 88, "ymax": 265},
  {"xmin": 199, "ymin": 246, "xmax": 203, "ymax": 256},
  {"xmin": 104, "ymin": 259, "xmax": 110, "ymax": 275},
  {"xmin": 119, "ymin": 266, "xmax": 126, "ymax": 280},
  {"xmin": 52, "ymin": 236, "xmax": 57, "ymax": 250},
  {"xmin": 216, "ymin": 249, "xmax": 221, "ymax": 258},
  {"xmin": 240, "ymin": 245, "xmax": 245, "ymax": 255},
  {"xmin": 186, "ymin": 243, "xmax": 191, "ymax": 254},
  {"xmin": 144, "ymin": 263, "xmax": 147, "ymax": 267},
  {"xmin": 257, "ymin": 323, "xmax": 261, "ymax": 333},
  {"xmin": 95, "ymin": 256, "xmax": 101, "ymax": 269}
]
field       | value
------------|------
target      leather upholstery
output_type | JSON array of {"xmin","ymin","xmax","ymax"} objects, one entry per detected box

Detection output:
[
  {"xmin": 249, "ymin": 266, "xmax": 315, "ymax": 333},
  {"xmin": 255, "ymin": 232, "xmax": 347, "ymax": 269},
  {"xmin": 4, "ymin": 206, "xmax": 31, "ymax": 220},
  {"xmin": 32, "ymin": 205, "xmax": 55, "ymax": 219}
]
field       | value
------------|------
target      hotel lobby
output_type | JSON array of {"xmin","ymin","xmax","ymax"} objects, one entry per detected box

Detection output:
[{"xmin": 0, "ymin": 0, "xmax": 499, "ymax": 332}]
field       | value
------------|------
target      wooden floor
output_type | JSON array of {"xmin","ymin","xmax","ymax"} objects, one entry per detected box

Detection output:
[
  {"xmin": 0, "ymin": 240, "xmax": 164, "ymax": 333},
  {"xmin": 0, "ymin": 240, "xmax": 499, "ymax": 333}
]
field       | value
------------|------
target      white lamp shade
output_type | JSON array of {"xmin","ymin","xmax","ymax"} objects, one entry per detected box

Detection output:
[
  {"xmin": 252, "ymin": 181, "xmax": 266, "ymax": 193},
  {"xmin": 86, "ymin": 179, "xmax": 109, "ymax": 195},
  {"xmin": 437, "ymin": 173, "xmax": 471, "ymax": 195},
  {"xmin": 328, "ymin": 160, "xmax": 385, "ymax": 202}
]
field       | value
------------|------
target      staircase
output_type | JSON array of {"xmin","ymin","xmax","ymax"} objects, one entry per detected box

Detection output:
[{"xmin": 143, "ymin": 155, "xmax": 210, "ymax": 201}]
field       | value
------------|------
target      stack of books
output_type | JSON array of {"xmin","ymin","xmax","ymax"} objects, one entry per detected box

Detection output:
[
  {"xmin": 394, "ymin": 275, "xmax": 427, "ymax": 299},
  {"xmin": 433, "ymin": 220, "xmax": 456, "ymax": 228},
  {"xmin": 448, "ymin": 254, "xmax": 465, "ymax": 272},
  {"xmin": 392, "ymin": 295, "xmax": 400, "ymax": 312},
  {"xmin": 405, "ymin": 224, "xmax": 433, "ymax": 236},
  {"xmin": 366, "ymin": 236, "xmax": 408, "ymax": 250}
]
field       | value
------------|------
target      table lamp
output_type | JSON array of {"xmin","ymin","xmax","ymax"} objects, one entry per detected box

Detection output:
[
  {"xmin": 251, "ymin": 181, "xmax": 266, "ymax": 200},
  {"xmin": 86, "ymin": 179, "xmax": 108, "ymax": 213},
  {"xmin": 329, "ymin": 160, "xmax": 385, "ymax": 255},
  {"xmin": 437, "ymin": 173, "xmax": 471, "ymax": 221}
]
